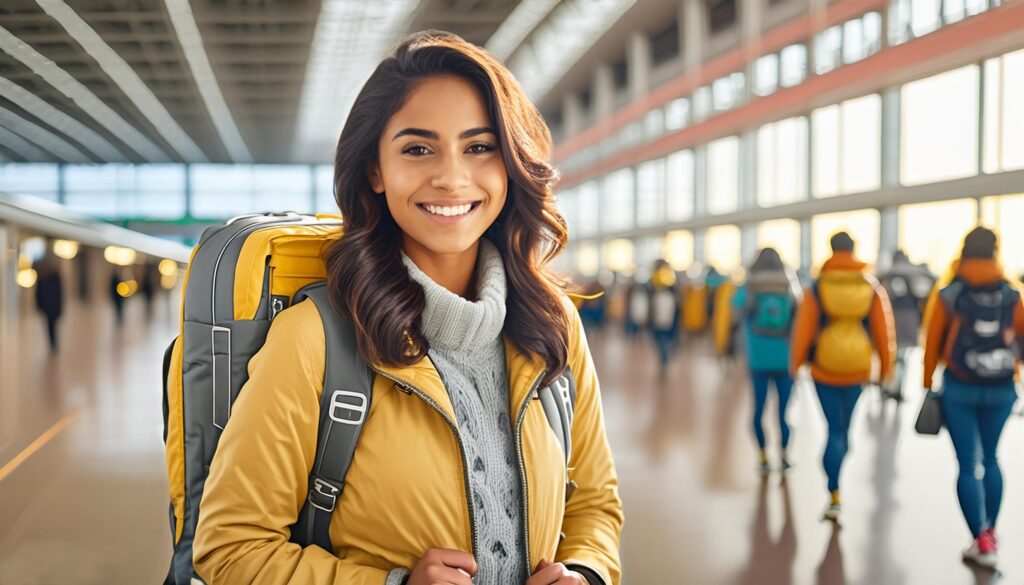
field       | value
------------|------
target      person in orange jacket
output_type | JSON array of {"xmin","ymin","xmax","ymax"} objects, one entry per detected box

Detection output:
[
  {"xmin": 922, "ymin": 227, "xmax": 1023, "ymax": 569},
  {"xmin": 790, "ymin": 232, "xmax": 895, "ymax": 522}
]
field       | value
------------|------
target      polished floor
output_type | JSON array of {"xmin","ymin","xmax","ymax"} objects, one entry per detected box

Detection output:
[{"xmin": 0, "ymin": 288, "xmax": 1021, "ymax": 584}]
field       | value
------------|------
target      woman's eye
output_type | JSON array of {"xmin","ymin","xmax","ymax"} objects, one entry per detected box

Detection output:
[
  {"xmin": 467, "ymin": 143, "xmax": 496, "ymax": 154},
  {"xmin": 403, "ymin": 145, "xmax": 430, "ymax": 156}
]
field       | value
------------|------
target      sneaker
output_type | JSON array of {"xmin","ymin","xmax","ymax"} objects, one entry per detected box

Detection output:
[
  {"xmin": 982, "ymin": 528, "xmax": 999, "ymax": 546},
  {"xmin": 962, "ymin": 533, "xmax": 998, "ymax": 569},
  {"xmin": 823, "ymin": 503, "xmax": 842, "ymax": 522},
  {"xmin": 758, "ymin": 461, "xmax": 772, "ymax": 476},
  {"xmin": 781, "ymin": 458, "xmax": 793, "ymax": 472}
]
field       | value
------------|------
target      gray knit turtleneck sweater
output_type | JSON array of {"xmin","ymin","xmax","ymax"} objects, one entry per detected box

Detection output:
[{"xmin": 386, "ymin": 238, "xmax": 525, "ymax": 585}]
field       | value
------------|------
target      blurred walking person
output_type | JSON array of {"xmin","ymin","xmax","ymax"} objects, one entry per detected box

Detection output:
[
  {"xmin": 648, "ymin": 260, "xmax": 680, "ymax": 376},
  {"xmin": 878, "ymin": 250, "xmax": 936, "ymax": 400},
  {"xmin": 33, "ymin": 249, "xmax": 64, "ymax": 354},
  {"xmin": 732, "ymin": 248, "xmax": 802, "ymax": 474},
  {"xmin": 790, "ymin": 232, "xmax": 895, "ymax": 522},
  {"xmin": 922, "ymin": 227, "xmax": 1022, "ymax": 569}
]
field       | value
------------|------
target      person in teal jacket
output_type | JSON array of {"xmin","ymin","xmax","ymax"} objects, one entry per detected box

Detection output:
[{"xmin": 731, "ymin": 248, "xmax": 803, "ymax": 474}]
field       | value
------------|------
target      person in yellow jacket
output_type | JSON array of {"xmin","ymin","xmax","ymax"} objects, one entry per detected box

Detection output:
[
  {"xmin": 790, "ymin": 232, "xmax": 895, "ymax": 523},
  {"xmin": 193, "ymin": 31, "xmax": 623, "ymax": 585}
]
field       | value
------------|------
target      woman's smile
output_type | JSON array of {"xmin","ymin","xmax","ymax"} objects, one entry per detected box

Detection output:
[{"xmin": 416, "ymin": 200, "xmax": 484, "ymax": 225}]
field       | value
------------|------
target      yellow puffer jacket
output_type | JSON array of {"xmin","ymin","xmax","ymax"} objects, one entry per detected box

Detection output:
[{"xmin": 193, "ymin": 296, "xmax": 624, "ymax": 585}]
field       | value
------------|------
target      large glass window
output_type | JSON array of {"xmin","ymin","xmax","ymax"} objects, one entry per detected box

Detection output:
[
  {"xmin": 693, "ymin": 86, "xmax": 713, "ymax": 121},
  {"xmin": 707, "ymin": 137, "xmax": 740, "ymax": 215},
  {"xmin": 64, "ymin": 164, "xmax": 127, "ymax": 217},
  {"xmin": 840, "ymin": 94, "xmax": 882, "ymax": 194},
  {"xmin": 601, "ymin": 169, "xmax": 635, "ymax": 232},
  {"xmin": 810, "ymin": 209, "xmax": 880, "ymax": 269},
  {"xmin": 556, "ymin": 188, "xmax": 577, "ymax": 237},
  {"xmin": 983, "ymin": 48, "xmax": 1024, "ymax": 173},
  {"xmin": 901, "ymin": 66, "xmax": 979, "ymax": 186},
  {"xmin": 191, "ymin": 165, "xmax": 313, "ymax": 219},
  {"xmin": 577, "ymin": 241, "xmax": 600, "ymax": 277},
  {"xmin": 644, "ymin": 108, "xmax": 666, "ymax": 141},
  {"xmin": 753, "ymin": 53, "xmax": 779, "ymax": 97},
  {"xmin": 705, "ymin": 225, "xmax": 742, "ymax": 272},
  {"xmin": 576, "ymin": 181, "xmax": 600, "ymax": 237},
  {"xmin": 779, "ymin": 44, "xmax": 808, "ymax": 88},
  {"xmin": 636, "ymin": 159, "xmax": 666, "ymax": 227},
  {"xmin": 315, "ymin": 165, "xmax": 336, "ymax": 213},
  {"xmin": 981, "ymin": 194, "xmax": 1024, "ymax": 279},
  {"xmin": 812, "ymin": 94, "xmax": 881, "ymax": 197},
  {"xmin": 664, "ymin": 230, "xmax": 694, "ymax": 270},
  {"xmin": 899, "ymin": 199, "xmax": 978, "ymax": 273},
  {"xmin": 666, "ymin": 149, "xmax": 695, "ymax": 221},
  {"xmin": 757, "ymin": 116, "xmax": 808, "ymax": 207},
  {"xmin": 910, "ymin": 0, "xmax": 942, "ymax": 38},
  {"xmin": 757, "ymin": 219, "xmax": 802, "ymax": 269},
  {"xmin": 0, "ymin": 163, "xmax": 59, "ymax": 201},
  {"xmin": 814, "ymin": 26, "xmax": 843, "ymax": 75},
  {"xmin": 604, "ymin": 238, "xmax": 635, "ymax": 273},
  {"xmin": 712, "ymin": 73, "xmax": 746, "ymax": 112},
  {"xmin": 134, "ymin": 165, "xmax": 187, "ymax": 218},
  {"xmin": 665, "ymin": 97, "xmax": 691, "ymax": 131},
  {"xmin": 64, "ymin": 164, "xmax": 187, "ymax": 219}
]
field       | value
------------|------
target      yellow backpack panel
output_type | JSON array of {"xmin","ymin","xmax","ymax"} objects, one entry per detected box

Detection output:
[{"xmin": 813, "ymin": 272, "xmax": 876, "ymax": 375}]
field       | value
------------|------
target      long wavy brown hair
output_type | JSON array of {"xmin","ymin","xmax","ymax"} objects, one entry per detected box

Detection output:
[{"xmin": 325, "ymin": 30, "xmax": 571, "ymax": 386}]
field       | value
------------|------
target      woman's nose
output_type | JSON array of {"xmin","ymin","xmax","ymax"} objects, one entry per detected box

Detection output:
[{"xmin": 429, "ymin": 152, "xmax": 471, "ymax": 193}]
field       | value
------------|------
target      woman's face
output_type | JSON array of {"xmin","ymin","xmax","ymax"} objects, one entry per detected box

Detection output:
[{"xmin": 369, "ymin": 75, "xmax": 508, "ymax": 260}]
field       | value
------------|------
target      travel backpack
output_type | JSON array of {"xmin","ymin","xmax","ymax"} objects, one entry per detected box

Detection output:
[
  {"xmin": 649, "ymin": 285, "xmax": 678, "ymax": 331},
  {"xmin": 940, "ymin": 278, "xmax": 1020, "ymax": 384},
  {"xmin": 683, "ymin": 285, "xmax": 708, "ymax": 333},
  {"xmin": 812, "ymin": 271, "xmax": 876, "ymax": 376},
  {"xmin": 745, "ymin": 282, "xmax": 795, "ymax": 338},
  {"xmin": 162, "ymin": 212, "xmax": 578, "ymax": 585}
]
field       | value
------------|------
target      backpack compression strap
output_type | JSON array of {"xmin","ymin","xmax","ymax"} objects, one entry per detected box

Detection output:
[
  {"xmin": 536, "ymin": 370, "xmax": 577, "ymax": 462},
  {"xmin": 289, "ymin": 282, "xmax": 374, "ymax": 552}
]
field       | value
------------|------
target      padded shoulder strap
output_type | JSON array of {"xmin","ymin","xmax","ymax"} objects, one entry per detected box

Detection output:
[
  {"xmin": 289, "ymin": 282, "xmax": 374, "ymax": 553},
  {"xmin": 536, "ymin": 368, "xmax": 577, "ymax": 464}
]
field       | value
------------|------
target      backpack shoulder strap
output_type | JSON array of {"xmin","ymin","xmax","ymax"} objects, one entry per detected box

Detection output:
[
  {"xmin": 289, "ymin": 282, "xmax": 374, "ymax": 553},
  {"xmin": 536, "ymin": 368, "xmax": 577, "ymax": 464}
]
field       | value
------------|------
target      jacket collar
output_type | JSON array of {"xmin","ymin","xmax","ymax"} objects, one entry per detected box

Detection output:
[
  {"xmin": 821, "ymin": 251, "xmax": 868, "ymax": 273},
  {"xmin": 371, "ymin": 335, "xmax": 548, "ymax": 425},
  {"xmin": 957, "ymin": 258, "xmax": 1006, "ymax": 286}
]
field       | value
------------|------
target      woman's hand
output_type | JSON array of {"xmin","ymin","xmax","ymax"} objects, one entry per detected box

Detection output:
[
  {"xmin": 525, "ymin": 559, "xmax": 588, "ymax": 585},
  {"xmin": 406, "ymin": 548, "xmax": 477, "ymax": 585}
]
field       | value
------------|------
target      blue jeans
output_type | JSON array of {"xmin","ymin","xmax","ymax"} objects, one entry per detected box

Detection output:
[
  {"xmin": 815, "ymin": 383, "xmax": 863, "ymax": 492},
  {"xmin": 940, "ymin": 376, "xmax": 1017, "ymax": 537},
  {"xmin": 750, "ymin": 370, "xmax": 794, "ymax": 450},
  {"xmin": 652, "ymin": 329, "xmax": 675, "ymax": 368}
]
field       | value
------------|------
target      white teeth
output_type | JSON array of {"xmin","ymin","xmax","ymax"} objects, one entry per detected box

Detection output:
[{"xmin": 424, "ymin": 203, "xmax": 473, "ymax": 217}]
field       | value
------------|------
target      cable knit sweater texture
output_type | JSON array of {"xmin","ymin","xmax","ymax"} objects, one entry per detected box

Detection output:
[{"xmin": 387, "ymin": 238, "xmax": 525, "ymax": 585}]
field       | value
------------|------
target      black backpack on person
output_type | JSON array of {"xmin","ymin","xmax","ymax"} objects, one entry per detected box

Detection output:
[{"xmin": 940, "ymin": 278, "xmax": 1020, "ymax": 385}]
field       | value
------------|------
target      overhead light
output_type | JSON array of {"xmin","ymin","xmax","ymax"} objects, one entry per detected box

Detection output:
[
  {"xmin": 164, "ymin": 0, "xmax": 253, "ymax": 163},
  {"xmin": 104, "ymin": 246, "xmax": 137, "ymax": 266},
  {"xmin": 0, "ymin": 77, "xmax": 128, "ymax": 162},
  {"xmin": 53, "ymin": 239, "xmax": 79, "ymax": 260},
  {"xmin": 506, "ymin": 0, "xmax": 636, "ymax": 101},
  {"xmin": 116, "ymin": 279, "xmax": 139, "ymax": 298},
  {"xmin": 0, "ymin": 25, "xmax": 171, "ymax": 162},
  {"xmin": 35, "ymin": 0, "xmax": 208, "ymax": 161},
  {"xmin": 485, "ymin": 0, "xmax": 561, "ymax": 61},
  {"xmin": 158, "ymin": 259, "xmax": 179, "ymax": 277},
  {"xmin": 16, "ymin": 268, "xmax": 37, "ymax": 288},
  {"xmin": 293, "ymin": 0, "xmax": 421, "ymax": 163}
]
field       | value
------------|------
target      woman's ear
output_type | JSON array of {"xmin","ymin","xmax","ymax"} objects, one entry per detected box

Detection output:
[{"xmin": 367, "ymin": 164, "xmax": 384, "ymax": 194}]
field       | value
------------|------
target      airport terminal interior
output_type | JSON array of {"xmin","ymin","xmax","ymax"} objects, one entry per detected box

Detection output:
[{"xmin": 2, "ymin": 0, "xmax": 1024, "ymax": 583}]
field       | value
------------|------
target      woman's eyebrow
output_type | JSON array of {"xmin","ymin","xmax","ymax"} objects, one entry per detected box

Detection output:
[{"xmin": 392, "ymin": 127, "xmax": 496, "ymax": 141}]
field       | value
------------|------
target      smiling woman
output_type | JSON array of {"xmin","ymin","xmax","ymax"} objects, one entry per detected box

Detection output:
[{"xmin": 192, "ymin": 29, "xmax": 623, "ymax": 585}]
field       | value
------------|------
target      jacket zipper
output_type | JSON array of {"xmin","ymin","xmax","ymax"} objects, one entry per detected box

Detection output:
[
  {"xmin": 514, "ymin": 369, "xmax": 548, "ymax": 575},
  {"xmin": 372, "ymin": 369, "xmax": 480, "ymax": 558}
]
